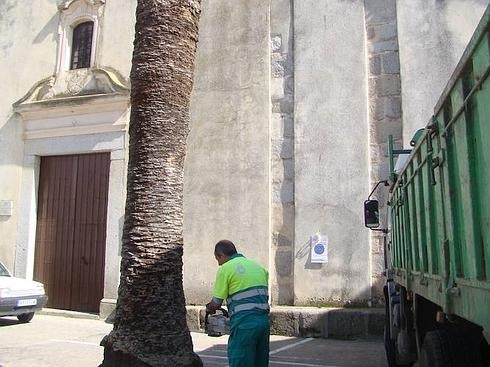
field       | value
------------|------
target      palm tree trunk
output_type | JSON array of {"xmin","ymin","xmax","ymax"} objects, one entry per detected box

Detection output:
[{"xmin": 100, "ymin": 1, "xmax": 202, "ymax": 366}]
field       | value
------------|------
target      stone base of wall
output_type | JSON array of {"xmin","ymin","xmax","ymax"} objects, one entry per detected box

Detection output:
[
  {"xmin": 187, "ymin": 306, "xmax": 384, "ymax": 339},
  {"xmin": 43, "ymin": 303, "xmax": 384, "ymax": 339},
  {"xmin": 99, "ymin": 298, "xmax": 117, "ymax": 320}
]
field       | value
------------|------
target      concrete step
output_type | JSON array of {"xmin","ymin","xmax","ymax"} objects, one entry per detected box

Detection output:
[{"xmin": 187, "ymin": 306, "xmax": 385, "ymax": 339}]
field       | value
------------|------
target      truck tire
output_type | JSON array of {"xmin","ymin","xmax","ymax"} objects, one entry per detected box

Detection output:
[
  {"xmin": 384, "ymin": 286, "xmax": 409, "ymax": 367},
  {"xmin": 418, "ymin": 329, "xmax": 481, "ymax": 367},
  {"xmin": 384, "ymin": 323, "xmax": 397, "ymax": 367},
  {"xmin": 418, "ymin": 329, "xmax": 487, "ymax": 367},
  {"xmin": 419, "ymin": 330, "xmax": 452, "ymax": 367},
  {"xmin": 384, "ymin": 285, "xmax": 397, "ymax": 367}
]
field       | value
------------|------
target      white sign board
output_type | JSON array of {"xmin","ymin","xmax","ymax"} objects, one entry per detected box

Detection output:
[{"xmin": 310, "ymin": 233, "xmax": 328, "ymax": 263}]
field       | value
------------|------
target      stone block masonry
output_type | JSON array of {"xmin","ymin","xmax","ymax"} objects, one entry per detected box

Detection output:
[
  {"xmin": 364, "ymin": 0, "xmax": 403, "ymax": 305},
  {"xmin": 270, "ymin": 0, "xmax": 295, "ymax": 306}
]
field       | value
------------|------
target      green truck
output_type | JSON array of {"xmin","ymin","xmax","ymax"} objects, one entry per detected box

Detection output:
[{"xmin": 364, "ymin": 6, "xmax": 490, "ymax": 367}]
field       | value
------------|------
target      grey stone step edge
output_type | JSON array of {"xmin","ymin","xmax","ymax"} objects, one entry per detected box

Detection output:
[
  {"xmin": 39, "ymin": 306, "xmax": 385, "ymax": 339},
  {"xmin": 187, "ymin": 306, "xmax": 385, "ymax": 339}
]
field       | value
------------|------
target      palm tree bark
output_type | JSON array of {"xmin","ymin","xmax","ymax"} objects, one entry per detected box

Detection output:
[{"xmin": 100, "ymin": 1, "xmax": 202, "ymax": 366}]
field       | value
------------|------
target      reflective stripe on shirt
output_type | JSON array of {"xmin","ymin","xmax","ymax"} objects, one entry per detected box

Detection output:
[
  {"xmin": 231, "ymin": 302, "xmax": 270, "ymax": 315},
  {"xmin": 227, "ymin": 288, "xmax": 269, "ymax": 303},
  {"xmin": 227, "ymin": 286, "xmax": 269, "ymax": 316}
]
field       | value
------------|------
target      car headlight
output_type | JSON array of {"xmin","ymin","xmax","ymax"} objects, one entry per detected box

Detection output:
[{"xmin": 0, "ymin": 287, "xmax": 11, "ymax": 298}]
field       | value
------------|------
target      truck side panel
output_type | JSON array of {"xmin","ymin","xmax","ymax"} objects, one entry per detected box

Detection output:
[{"xmin": 390, "ymin": 12, "xmax": 490, "ymax": 334}]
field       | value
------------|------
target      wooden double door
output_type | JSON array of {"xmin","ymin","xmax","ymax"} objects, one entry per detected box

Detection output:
[{"xmin": 33, "ymin": 153, "xmax": 110, "ymax": 313}]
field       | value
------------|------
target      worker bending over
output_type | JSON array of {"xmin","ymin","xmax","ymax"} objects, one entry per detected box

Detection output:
[{"xmin": 206, "ymin": 239, "xmax": 270, "ymax": 367}]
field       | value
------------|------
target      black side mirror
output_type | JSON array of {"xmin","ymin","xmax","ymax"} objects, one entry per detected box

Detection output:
[{"xmin": 364, "ymin": 200, "xmax": 380, "ymax": 228}]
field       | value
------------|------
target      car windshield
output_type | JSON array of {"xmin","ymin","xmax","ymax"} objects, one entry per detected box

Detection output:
[{"xmin": 0, "ymin": 262, "xmax": 11, "ymax": 276}]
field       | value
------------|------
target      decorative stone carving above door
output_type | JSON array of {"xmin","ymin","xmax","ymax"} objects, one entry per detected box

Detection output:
[
  {"xmin": 13, "ymin": 67, "xmax": 130, "ymax": 140},
  {"xmin": 14, "ymin": 67, "xmax": 129, "ymax": 104}
]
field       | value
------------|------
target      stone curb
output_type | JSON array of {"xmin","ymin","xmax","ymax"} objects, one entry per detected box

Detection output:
[
  {"xmin": 38, "ymin": 308, "xmax": 100, "ymax": 320},
  {"xmin": 187, "ymin": 306, "xmax": 385, "ymax": 339}
]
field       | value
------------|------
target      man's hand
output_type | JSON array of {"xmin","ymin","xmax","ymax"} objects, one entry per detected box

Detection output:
[
  {"xmin": 205, "ymin": 302, "xmax": 216, "ymax": 314},
  {"xmin": 206, "ymin": 298, "xmax": 223, "ymax": 314}
]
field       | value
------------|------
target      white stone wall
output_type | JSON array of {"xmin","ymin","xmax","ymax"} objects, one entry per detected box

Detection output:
[
  {"xmin": 184, "ymin": 0, "xmax": 272, "ymax": 304},
  {"xmin": 293, "ymin": 0, "xmax": 371, "ymax": 304},
  {"xmin": 398, "ymin": 0, "xmax": 489, "ymax": 145},
  {"xmin": 0, "ymin": 1, "xmax": 58, "ymax": 271},
  {"xmin": 98, "ymin": 0, "xmax": 136, "ymax": 76}
]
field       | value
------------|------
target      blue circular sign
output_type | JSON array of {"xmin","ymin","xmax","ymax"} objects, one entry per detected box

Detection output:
[{"xmin": 314, "ymin": 243, "xmax": 325, "ymax": 254}]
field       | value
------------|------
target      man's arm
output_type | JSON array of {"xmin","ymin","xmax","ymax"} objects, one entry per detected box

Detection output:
[
  {"xmin": 208, "ymin": 265, "xmax": 227, "ymax": 314},
  {"xmin": 205, "ymin": 297, "xmax": 223, "ymax": 314}
]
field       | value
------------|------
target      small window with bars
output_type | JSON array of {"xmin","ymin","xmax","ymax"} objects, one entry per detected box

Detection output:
[{"xmin": 70, "ymin": 21, "xmax": 94, "ymax": 69}]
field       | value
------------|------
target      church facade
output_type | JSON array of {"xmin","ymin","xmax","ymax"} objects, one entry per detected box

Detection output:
[{"xmin": 0, "ymin": 0, "xmax": 487, "ymax": 316}]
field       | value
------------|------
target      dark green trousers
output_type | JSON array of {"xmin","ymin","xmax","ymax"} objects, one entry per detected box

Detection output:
[{"xmin": 228, "ymin": 314, "xmax": 270, "ymax": 367}]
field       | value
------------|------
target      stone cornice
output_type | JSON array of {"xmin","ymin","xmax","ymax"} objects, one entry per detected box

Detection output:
[
  {"xmin": 58, "ymin": 0, "xmax": 105, "ymax": 12},
  {"xmin": 13, "ymin": 67, "xmax": 130, "ymax": 140},
  {"xmin": 16, "ymin": 92, "xmax": 130, "ymax": 140},
  {"xmin": 13, "ymin": 67, "xmax": 129, "ymax": 110},
  {"xmin": 14, "ymin": 93, "xmax": 129, "ymax": 119}
]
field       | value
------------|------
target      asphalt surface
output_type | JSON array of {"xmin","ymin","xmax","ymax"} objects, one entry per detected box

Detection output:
[{"xmin": 0, "ymin": 314, "xmax": 388, "ymax": 367}]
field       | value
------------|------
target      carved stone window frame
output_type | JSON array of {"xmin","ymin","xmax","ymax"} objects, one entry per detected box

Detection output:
[{"xmin": 56, "ymin": 0, "xmax": 105, "ymax": 73}]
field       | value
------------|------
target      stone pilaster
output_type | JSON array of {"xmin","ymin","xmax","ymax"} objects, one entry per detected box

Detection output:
[
  {"xmin": 270, "ymin": 0, "xmax": 295, "ymax": 305},
  {"xmin": 364, "ymin": 0, "xmax": 402, "ymax": 304}
]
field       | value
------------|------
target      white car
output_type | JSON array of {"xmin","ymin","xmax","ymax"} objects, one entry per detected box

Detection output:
[{"xmin": 0, "ymin": 261, "xmax": 47, "ymax": 323}]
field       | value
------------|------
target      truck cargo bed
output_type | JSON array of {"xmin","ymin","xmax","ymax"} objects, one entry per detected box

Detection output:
[{"xmin": 389, "ymin": 4, "xmax": 490, "ymax": 338}]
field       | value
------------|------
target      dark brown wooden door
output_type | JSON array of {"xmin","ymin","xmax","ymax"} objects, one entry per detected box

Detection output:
[{"xmin": 34, "ymin": 153, "xmax": 110, "ymax": 313}]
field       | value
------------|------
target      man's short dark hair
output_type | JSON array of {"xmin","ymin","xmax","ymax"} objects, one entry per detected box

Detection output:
[{"xmin": 215, "ymin": 240, "xmax": 237, "ymax": 256}]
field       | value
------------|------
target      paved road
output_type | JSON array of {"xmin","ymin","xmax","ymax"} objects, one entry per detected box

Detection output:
[{"xmin": 0, "ymin": 315, "xmax": 387, "ymax": 367}]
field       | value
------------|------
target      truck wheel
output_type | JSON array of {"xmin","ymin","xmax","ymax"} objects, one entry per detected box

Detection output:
[
  {"xmin": 17, "ymin": 312, "xmax": 35, "ymax": 323},
  {"xmin": 384, "ymin": 285, "xmax": 398, "ymax": 367},
  {"xmin": 385, "ymin": 324, "xmax": 412, "ymax": 367},
  {"xmin": 384, "ymin": 286, "xmax": 408, "ymax": 367},
  {"xmin": 419, "ymin": 330, "xmax": 453, "ymax": 367},
  {"xmin": 419, "ymin": 329, "xmax": 483, "ymax": 367},
  {"xmin": 384, "ymin": 323, "xmax": 397, "ymax": 366}
]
